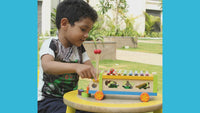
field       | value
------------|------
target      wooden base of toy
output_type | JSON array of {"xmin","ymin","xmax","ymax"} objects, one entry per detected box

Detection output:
[{"xmin": 63, "ymin": 90, "xmax": 162, "ymax": 113}]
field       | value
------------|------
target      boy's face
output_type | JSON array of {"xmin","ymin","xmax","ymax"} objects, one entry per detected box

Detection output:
[{"xmin": 61, "ymin": 17, "xmax": 94, "ymax": 47}]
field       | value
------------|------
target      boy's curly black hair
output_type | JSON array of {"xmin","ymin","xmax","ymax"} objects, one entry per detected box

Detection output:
[{"xmin": 56, "ymin": 0, "xmax": 98, "ymax": 29}]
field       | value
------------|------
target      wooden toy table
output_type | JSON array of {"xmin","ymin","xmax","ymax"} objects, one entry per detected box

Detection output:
[{"xmin": 63, "ymin": 90, "xmax": 162, "ymax": 113}]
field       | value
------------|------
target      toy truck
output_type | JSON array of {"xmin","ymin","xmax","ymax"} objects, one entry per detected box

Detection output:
[{"xmin": 85, "ymin": 69, "xmax": 158, "ymax": 102}]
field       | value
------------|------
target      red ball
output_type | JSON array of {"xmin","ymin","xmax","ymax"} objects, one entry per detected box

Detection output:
[
  {"xmin": 97, "ymin": 49, "xmax": 101, "ymax": 54},
  {"xmin": 94, "ymin": 49, "xmax": 98, "ymax": 54},
  {"xmin": 94, "ymin": 49, "xmax": 101, "ymax": 54}
]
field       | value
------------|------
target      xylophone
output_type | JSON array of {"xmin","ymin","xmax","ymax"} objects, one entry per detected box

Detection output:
[{"xmin": 78, "ymin": 49, "xmax": 158, "ymax": 102}]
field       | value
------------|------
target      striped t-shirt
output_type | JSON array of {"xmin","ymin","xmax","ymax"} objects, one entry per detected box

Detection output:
[{"xmin": 38, "ymin": 37, "xmax": 90, "ymax": 101}]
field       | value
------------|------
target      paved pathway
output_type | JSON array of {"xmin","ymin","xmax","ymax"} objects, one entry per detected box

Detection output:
[{"xmin": 116, "ymin": 50, "xmax": 162, "ymax": 66}]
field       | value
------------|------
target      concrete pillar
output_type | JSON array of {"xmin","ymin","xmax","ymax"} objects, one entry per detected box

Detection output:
[{"xmin": 41, "ymin": 0, "xmax": 51, "ymax": 35}]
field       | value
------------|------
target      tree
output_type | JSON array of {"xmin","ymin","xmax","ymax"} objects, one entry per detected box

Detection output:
[
  {"xmin": 113, "ymin": 0, "xmax": 128, "ymax": 34},
  {"xmin": 98, "ymin": 0, "xmax": 128, "ymax": 35}
]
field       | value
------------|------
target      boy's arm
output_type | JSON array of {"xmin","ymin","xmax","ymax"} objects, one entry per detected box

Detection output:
[
  {"xmin": 84, "ymin": 60, "xmax": 97, "ymax": 79},
  {"xmin": 41, "ymin": 54, "xmax": 96, "ymax": 79},
  {"xmin": 83, "ymin": 60, "xmax": 93, "ymax": 66}
]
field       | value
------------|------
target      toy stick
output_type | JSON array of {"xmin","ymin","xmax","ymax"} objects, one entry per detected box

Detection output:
[
  {"xmin": 96, "ymin": 54, "xmax": 99, "ymax": 78},
  {"xmin": 94, "ymin": 49, "xmax": 101, "ymax": 79}
]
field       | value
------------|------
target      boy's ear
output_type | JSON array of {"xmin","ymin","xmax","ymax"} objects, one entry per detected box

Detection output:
[{"xmin": 60, "ymin": 18, "xmax": 69, "ymax": 30}]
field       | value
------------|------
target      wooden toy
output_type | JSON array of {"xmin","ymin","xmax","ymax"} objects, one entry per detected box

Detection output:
[
  {"xmin": 78, "ymin": 89, "xmax": 84, "ymax": 95},
  {"xmin": 117, "ymin": 70, "xmax": 122, "ymax": 76},
  {"xmin": 134, "ymin": 70, "xmax": 138, "ymax": 76},
  {"xmin": 129, "ymin": 70, "xmax": 133, "ymax": 76},
  {"xmin": 81, "ymin": 92, "xmax": 90, "ymax": 97},
  {"xmin": 145, "ymin": 71, "xmax": 149, "ymax": 76},
  {"xmin": 140, "ymin": 70, "xmax": 144, "ymax": 76},
  {"xmin": 86, "ymin": 71, "xmax": 158, "ymax": 102},
  {"xmin": 78, "ymin": 49, "xmax": 158, "ymax": 102},
  {"xmin": 94, "ymin": 49, "xmax": 101, "ymax": 79},
  {"xmin": 107, "ymin": 70, "xmax": 111, "ymax": 75},
  {"xmin": 112, "ymin": 70, "xmax": 117, "ymax": 75},
  {"xmin": 123, "ymin": 70, "xmax": 127, "ymax": 76}
]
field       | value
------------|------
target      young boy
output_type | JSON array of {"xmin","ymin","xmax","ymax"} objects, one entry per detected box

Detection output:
[{"xmin": 38, "ymin": 0, "xmax": 98, "ymax": 113}]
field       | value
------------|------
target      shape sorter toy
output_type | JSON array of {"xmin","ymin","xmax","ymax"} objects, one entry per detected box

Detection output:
[
  {"xmin": 78, "ymin": 49, "xmax": 158, "ymax": 102},
  {"xmin": 89, "ymin": 69, "xmax": 157, "ymax": 102}
]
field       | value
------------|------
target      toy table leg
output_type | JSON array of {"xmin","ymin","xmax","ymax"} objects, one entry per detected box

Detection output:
[
  {"xmin": 154, "ymin": 108, "xmax": 162, "ymax": 113},
  {"xmin": 66, "ymin": 106, "xmax": 75, "ymax": 113}
]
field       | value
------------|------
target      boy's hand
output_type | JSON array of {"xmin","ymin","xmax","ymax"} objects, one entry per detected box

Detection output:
[{"xmin": 76, "ymin": 64, "xmax": 97, "ymax": 80}]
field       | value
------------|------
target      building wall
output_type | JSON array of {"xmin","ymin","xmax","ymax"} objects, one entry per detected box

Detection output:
[
  {"xmin": 127, "ymin": 0, "xmax": 146, "ymax": 34},
  {"xmin": 104, "ymin": 36, "xmax": 138, "ymax": 48},
  {"xmin": 146, "ymin": 0, "xmax": 162, "ymax": 32},
  {"xmin": 83, "ymin": 41, "xmax": 116, "ymax": 60},
  {"xmin": 51, "ymin": 0, "xmax": 60, "ymax": 10},
  {"xmin": 146, "ymin": 0, "xmax": 162, "ymax": 11}
]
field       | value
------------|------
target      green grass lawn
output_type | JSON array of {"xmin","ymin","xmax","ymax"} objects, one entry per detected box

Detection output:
[
  {"xmin": 79, "ymin": 60, "xmax": 162, "ymax": 94},
  {"xmin": 119, "ymin": 42, "xmax": 162, "ymax": 54}
]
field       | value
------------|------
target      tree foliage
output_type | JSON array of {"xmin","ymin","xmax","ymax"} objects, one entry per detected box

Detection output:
[
  {"xmin": 98, "ymin": 0, "xmax": 128, "ymax": 34},
  {"xmin": 145, "ymin": 12, "xmax": 160, "ymax": 36}
]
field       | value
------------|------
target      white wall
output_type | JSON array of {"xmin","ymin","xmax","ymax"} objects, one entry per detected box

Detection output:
[
  {"xmin": 51, "ymin": 0, "xmax": 60, "ymax": 10},
  {"xmin": 87, "ymin": 0, "xmax": 98, "ymax": 10},
  {"xmin": 127, "ymin": 0, "xmax": 146, "ymax": 34}
]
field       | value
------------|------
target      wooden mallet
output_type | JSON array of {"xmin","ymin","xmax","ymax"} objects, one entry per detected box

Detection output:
[{"xmin": 94, "ymin": 49, "xmax": 101, "ymax": 79}]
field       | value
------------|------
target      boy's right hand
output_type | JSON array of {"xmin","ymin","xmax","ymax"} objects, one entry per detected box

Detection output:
[{"xmin": 76, "ymin": 64, "xmax": 97, "ymax": 80}]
